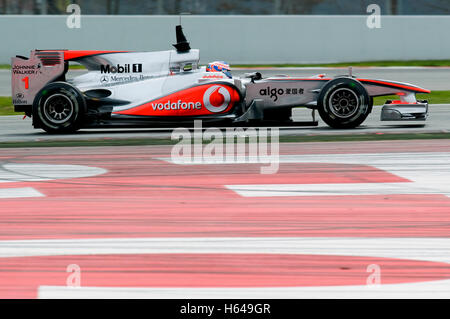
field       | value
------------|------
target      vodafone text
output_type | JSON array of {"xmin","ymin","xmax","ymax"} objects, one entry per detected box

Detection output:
[{"xmin": 152, "ymin": 100, "xmax": 202, "ymax": 111}]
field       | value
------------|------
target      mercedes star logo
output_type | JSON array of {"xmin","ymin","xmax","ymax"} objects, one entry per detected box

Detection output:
[{"xmin": 100, "ymin": 76, "xmax": 109, "ymax": 84}]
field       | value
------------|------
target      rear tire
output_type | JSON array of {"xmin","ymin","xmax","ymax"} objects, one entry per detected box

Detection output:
[
  {"xmin": 317, "ymin": 77, "xmax": 371, "ymax": 129},
  {"xmin": 32, "ymin": 82, "xmax": 85, "ymax": 134}
]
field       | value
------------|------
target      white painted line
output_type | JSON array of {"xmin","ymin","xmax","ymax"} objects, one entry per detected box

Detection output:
[
  {"xmin": 0, "ymin": 163, "xmax": 107, "ymax": 183},
  {"xmin": 37, "ymin": 280, "xmax": 450, "ymax": 299},
  {"xmin": 162, "ymin": 152, "xmax": 450, "ymax": 197},
  {"xmin": 160, "ymin": 152, "xmax": 450, "ymax": 169},
  {"xmin": 25, "ymin": 236, "xmax": 450, "ymax": 299},
  {"xmin": 0, "ymin": 187, "xmax": 44, "ymax": 199},
  {"xmin": 0, "ymin": 237, "xmax": 447, "ymax": 299},
  {"xmin": 226, "ymin": 182, "xmax": 433, "ymax": 197},
  {"xmin": 1, "ymin": 237, "xmax": 450, "ymax": 263}
]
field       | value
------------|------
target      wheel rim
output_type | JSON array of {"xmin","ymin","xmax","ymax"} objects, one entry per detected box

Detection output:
[
  {"xmin": 42, "ymin": 93, "xmax": 74, "ymax": 124},
  {"xmin": 328, "ymin": 88, "xmax": 360, "ymax": 119}
]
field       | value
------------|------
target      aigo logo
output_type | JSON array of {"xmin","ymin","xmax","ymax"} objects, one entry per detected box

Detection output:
[{"xmin": 203, "ymin": 85, "xmax": 231, "ymax": 113}]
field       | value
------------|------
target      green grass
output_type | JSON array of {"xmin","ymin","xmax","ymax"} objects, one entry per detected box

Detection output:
[
  {"xmin": 0, "ymin": 138, "xmax": 178, "ymax": 148},
  {"xmin": 373, "ymin": 91, "xmax": 450, "ymax": 105},
  {"xmin": 0, "ymin": 97, "xmax": 13, "ymax": 115}
]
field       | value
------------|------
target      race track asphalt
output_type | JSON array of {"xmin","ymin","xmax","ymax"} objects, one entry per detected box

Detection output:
[{"xmin": 0, "ymin": 104, "xmax": 448, "ymax": 142}]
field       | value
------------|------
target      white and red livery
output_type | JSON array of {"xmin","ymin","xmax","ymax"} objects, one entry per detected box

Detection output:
[{"xmin": 11, "ymin": 25, "xmax": 429, "ymax": 133}]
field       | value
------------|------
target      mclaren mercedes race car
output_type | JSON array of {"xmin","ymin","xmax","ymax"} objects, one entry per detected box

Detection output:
[{"xmin": 11, "ymin": 25, "xmax": 430, "ymax": 133}]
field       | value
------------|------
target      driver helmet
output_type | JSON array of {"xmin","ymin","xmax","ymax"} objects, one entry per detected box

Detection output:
[{"xmin": 206, "ymin": 61, "xmax": 232, "ymax": 78}]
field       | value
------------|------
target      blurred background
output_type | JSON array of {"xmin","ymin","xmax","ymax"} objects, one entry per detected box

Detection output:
[
  {"xmin": 0, "ymin": 1, "xmax": 450, "ymax": 64},
  {"xmin": 1, "ymin": 0, "xmax": 450, "ymax": 15}
]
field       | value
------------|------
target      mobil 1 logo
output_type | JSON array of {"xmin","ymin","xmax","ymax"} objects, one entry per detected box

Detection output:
[{"xmin": 100, "ymin": 63, "xmax": 143, "ymax": 74}]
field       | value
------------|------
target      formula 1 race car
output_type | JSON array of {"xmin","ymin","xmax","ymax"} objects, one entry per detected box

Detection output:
[{"xmin": 11, "ymin": 25, "xmax": 430, "ymax": 133}]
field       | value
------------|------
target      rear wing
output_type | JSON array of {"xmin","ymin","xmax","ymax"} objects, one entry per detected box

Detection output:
[{"xmin": 11, "ymin": 50, "xmax": 66, "ymax": 106}]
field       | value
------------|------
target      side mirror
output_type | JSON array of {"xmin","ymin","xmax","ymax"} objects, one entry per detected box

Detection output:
[{"xmin": 244, "ymin": 72, "xmax": 262, "ymax": 82}]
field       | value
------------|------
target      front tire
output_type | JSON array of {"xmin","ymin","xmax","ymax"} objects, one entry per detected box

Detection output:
[
  {"xmin": 32, "ymin": 82, "xmax": 85, "ymax": 134},
  {"xmin": 317, "ymin": 77, "xmax": 371, "ymax": 129}
]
